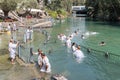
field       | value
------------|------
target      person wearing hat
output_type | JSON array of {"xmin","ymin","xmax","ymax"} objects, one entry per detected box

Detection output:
[
  {"xmin": 8, "ymin": 39, "xmax": 19, "ymax": 64},
  {"xmin": 73, "ymin": 46, "xmax": 85, "ymax": 62}
]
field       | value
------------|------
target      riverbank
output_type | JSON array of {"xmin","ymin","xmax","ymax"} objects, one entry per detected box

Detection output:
[{"xmin": 0, "ymin": 54, "xmax": 40, "ymax": 80}]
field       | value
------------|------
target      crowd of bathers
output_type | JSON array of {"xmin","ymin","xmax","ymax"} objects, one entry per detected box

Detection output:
[{"xmin": 57, "ymin": 29, "xmax": 85, "ymax": 63}]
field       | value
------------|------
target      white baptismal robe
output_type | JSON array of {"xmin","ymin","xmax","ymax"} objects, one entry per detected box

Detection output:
[
  {"xmin": 9, "ymin": 42, "xmax": 17, "ymax": 59},
  {"xmin": 72, "ymin": 45, "xmax": 77, "ymax": 52},
  {"xmin": 66, "ymin": 39, "xmax": 71, "ymax": 48},
  {"xmin": 26, "ymin": 29, "xmax": 30, "ymax": 39},
  {"xmin": 73, "ymin": 49, "xmax": 84, "ymax": 59},
  {"xmin": 38, "ymin": 56, "xmax": 51, "ymax": 73}
]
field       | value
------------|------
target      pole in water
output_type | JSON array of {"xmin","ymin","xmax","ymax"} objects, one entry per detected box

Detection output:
[
  {"xmin": 87, "ymin": 48, "xmax": 91, "ymax": 54},
  {"xmin": 18, "ymin": 44, "xmax": 20, "ymax": 58},
  {"xmin": 29, "ymin": 47, "xmax": 34, "ymax": 63},
  {"xmin": 105, "ymin": 52, "xmax": 109, "ymax": 58}
]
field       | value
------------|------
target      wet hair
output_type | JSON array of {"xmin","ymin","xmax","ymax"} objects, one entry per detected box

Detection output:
[
  {"xmin": 38, "ymin": 49, "xmax": 40, "ymax": 52},
  {"xmin": 77, "ymin": 46, "xmax": 80, "ymax": 49},
  {"xmin": 38, "ymin": 49, "xmax": 43, "ymax": 54},
  {"xmin": 101, "ymin": 41, "xmax": 105, "ymax": 44},
  {"xmin": 72, "ymin": 42, "xmax": 75, "ymax": 46},
  {"xmin": 41, "ymin": 53, "xmax": 45, "ymax": 56},
  {"xmin": 100, "ymin": 41, "xmax": 105, "ymax": 46}
]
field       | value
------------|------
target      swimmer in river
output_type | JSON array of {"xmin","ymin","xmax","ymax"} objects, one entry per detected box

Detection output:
[{"xmin": 99, "ymin": 41, "xmax": 106, "ymax": 46}]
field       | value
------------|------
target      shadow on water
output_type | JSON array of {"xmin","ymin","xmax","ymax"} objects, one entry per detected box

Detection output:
[{"xmin": 86, "ymin": 20, "xmax": 120, "ymax": 28}]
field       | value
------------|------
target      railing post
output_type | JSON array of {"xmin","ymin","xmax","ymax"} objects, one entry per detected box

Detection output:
[
  {"xmin": 24, "ymin": 33, "xmax": 27, "ymax": 43},
  {"xmin": 18, "ymin": 44, "xmax": 20, "ymax": 58},
  {"xmin": 29, "ymin": 47, "xmax": 34, "ymax": 63}
]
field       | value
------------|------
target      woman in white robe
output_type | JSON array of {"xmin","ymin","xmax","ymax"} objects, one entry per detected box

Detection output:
[
  {"xmin": 73, "ymin": 46, "xmax": 84, "ymax": 63},
  {"xmin": 65, "ymin": 37, "xmax": 72, "ymax": 48}
]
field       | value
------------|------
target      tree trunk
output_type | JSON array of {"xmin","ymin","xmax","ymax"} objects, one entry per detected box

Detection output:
[
  {"xmin": 37, "ymin": 0, "xmax": 44, "ymax": 9},
  {"xmin": 3, "ymin": 10, "xmax": 9, "ymax": 19}
]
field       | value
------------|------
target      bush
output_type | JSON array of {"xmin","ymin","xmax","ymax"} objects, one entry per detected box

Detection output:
[
  {"xmin": 0, "ymin": 19, "xmax": 3, "ymax": 22},
  {"xmin": 57, "ymin": 9, "xmax": 67, "ymax": 17},
  {"xmin": 47, "ymin": 10, "xmax": 58, "ymax": 19}
]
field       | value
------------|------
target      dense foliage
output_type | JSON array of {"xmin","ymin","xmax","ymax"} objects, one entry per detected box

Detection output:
[
  {"xmin": 0, "ymin": 0, "xmax": 17, "ymax": 18},
  {"xmin": 86, "ymin": 0, "xmax": 120, "ymax": 21}
]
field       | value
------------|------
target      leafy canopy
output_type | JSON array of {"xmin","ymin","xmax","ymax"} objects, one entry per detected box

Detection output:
[{"xmin": 0, "ymin": 0, "xmax": 17, "ymax": 12}]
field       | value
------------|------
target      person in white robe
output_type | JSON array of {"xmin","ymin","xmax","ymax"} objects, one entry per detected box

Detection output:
[
  {"xmin": 65, "ymin": 37, "xmax": 72, "ymax": 48},
  {"xmin": 33, "ymin": 49, "xmax": 43, "ymax": 64},
  {"xmin": 13, "ymin": 23, "xmax": 17, "ymax": 31},
  {"xmin": 8, "ymin": 39, "xmax": 19, "ymax": 64},
  {"xmin": 61, "ymin": 34, "xmax": 66, "ymax": 42},
  {"xmin": 33, "ymin": 49, "xmax": 51, "ymax": 73},
  {"xmin": 26, "ymin": 27, "xmax": 30, "ymax": 40},
  {"xmin": 7, "ymin": 24, "xmax": 11, "ymax": 31},
  {"xmin": 71, "ymin": 42, "xmax": 77, "ymax": 52},
  {"xmin": 38, "ymin": 53, "xmax": 51, "ymax": 73},
  {"xmin": 73, "ymin": 46, "xmax": 85, "ymax": 63}
]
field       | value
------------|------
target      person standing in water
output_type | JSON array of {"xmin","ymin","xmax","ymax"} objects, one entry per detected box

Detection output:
[
  {"xmin": 73, "ymin": 46, "xmax": 85, "ymax": 62},
  {"xmin": 8, "ymin": 39, "xmax": 19, "ymax": 64},
  {"xmin": 26, "ymin": 27, "xmax": 33, "ymax": 42},
  {"xmin": 33, "ymin": 49, "xmax": 43, "ymax": 63},
  {"xmin": 33, "ymin": 49, "xmax": 51, "ymax": 73},
  {"xmin": 65, "ymin": 37, "xmax": 72, "ymax": 48},
  {"xmin": 26, "ymin": 27, "xmax": 30, "ymax": 41},
  {"xmin": 71, "ymin": 42, "xmax": 77, "ymax": 52},
  {"xmin": 39, "ymin": 53, "xmax": 51, "ymax": 73}
]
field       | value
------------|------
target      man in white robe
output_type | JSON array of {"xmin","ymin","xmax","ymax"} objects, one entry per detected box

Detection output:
[
  {"xmin": 26, "ymin": 27, "xmax": 31, "ymax": 40},
  {"xmin": 38, "ymin": 53, "xmax": 51, "ymax": 73},
  {"xmin": 33, "ymin": 49, "xmax": 51, "ymax": 73},
  {"xmin": 8, "ymin": 39, "xmax": 19, "ymax": 64}
]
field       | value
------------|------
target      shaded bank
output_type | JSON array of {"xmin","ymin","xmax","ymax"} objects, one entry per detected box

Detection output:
[{"xmin": 86, "ymin": 0, "xmax": 120, "ymax": 21}]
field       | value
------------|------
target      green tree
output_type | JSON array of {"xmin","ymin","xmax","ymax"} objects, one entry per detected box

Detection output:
[
  {"xmin": 86, "ymin": 0, "xmax": 120, "ymax": 21},
  {"xmin": 18, "ymin": 0, "xmax": 39, "ymax": 10},
  {"xmin": 0, "ymin": 0, "xmax": 17, "ymax": 18}
]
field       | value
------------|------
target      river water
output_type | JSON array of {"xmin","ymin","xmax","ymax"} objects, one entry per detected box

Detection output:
[
  {"xmin": 45, "ymin": 17, "xmax": 120, "ymax": 80},
  {"xmin": 0, "ymin": 17, "xmax": 120, "ymax": 80}
]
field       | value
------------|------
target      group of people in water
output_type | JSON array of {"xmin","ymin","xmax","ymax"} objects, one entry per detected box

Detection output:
[
  {"xmin": 0, "ymin": 22, "xmax": 18, "ymax": 34},
  {"xmin": 32, "ymin": 49, "xmax": 51, "ymax": 73},
  {"xmin": 57, "ymin": 29, "xmax": 106, "ymax": 63},
  {"xmin": 58, "ymin": 29, "xmax": 85, "ymax": 63},
  {"xmin": 8, "ymin": 25, "xmax": 105, "ymax": 75},
  {"xmin": 8, "ymin": 26, "xmax": 51, "ymax": 73},
  {"xmin": 8, "ymin": 38, "xmax": 51, "ymax": 73}
]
